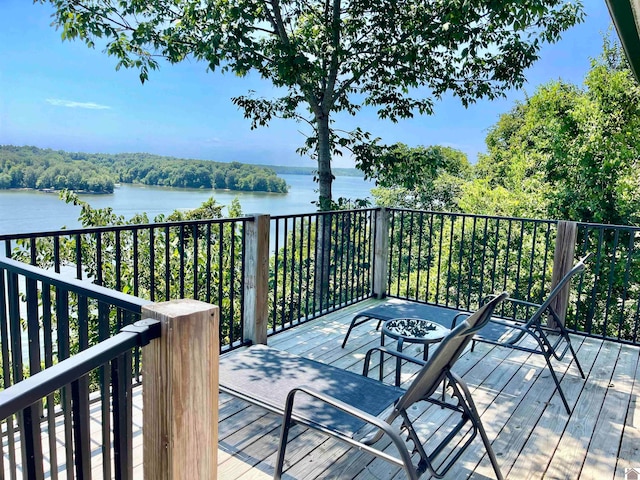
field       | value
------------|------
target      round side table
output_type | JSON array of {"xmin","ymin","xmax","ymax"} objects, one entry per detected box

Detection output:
[{"xmin": 381, "ymin": 318, "xmax": 450, "ymax": 386}]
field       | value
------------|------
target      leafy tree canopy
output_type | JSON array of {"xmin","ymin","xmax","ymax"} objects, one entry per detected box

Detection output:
[
  {"xmin": 461, "ymin": 36, "xmax": 640, "ymax": 225},
  {"xmin": 42, "ymin": 0, "xmax": 583, "ymax": 209},
  {"xmin": 365, "ymin": 143, "xmax": 471, "ymax": 211}
]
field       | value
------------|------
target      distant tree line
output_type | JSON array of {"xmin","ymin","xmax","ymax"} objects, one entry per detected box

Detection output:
[
  {"xmin": 0, "ymin": 145, "xmax": 289, "ymax": 193},
  {"xmin": 0, "ymin": 146, "xmax": 115, "ymax": 193}
]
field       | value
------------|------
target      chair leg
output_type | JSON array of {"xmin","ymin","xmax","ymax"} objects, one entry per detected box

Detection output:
[
  {"xmin": 399, "ymin": 410, "xmax": 431, "ymax": 477},
  {"xmin": 543, "ymin": 351, "xmax": 572, "ymax": 414},
  {"xmin": 341, "ymin": 317, "xmax": 358, "ymax": 348},
  {"xmin": 473, "ymin": 401, "xmax": 504, "ymax": 480},
  {"xmin": 530, "ymin": 328, "xmax": 574, "ymax": 414},
  {"xmin": 342, "ymin": 315, "xmax": 376, "ymax": 348},
  {"xmin": 565, "ymin": 334, "xmax": 586, "ymax": 379},
  {"xmin": 275, "ymin": 392, "xmax": 297, "ymax": 479},
  {"xmin": 450, "ymin": 372, "xmax": 504, "ymax": 480}
]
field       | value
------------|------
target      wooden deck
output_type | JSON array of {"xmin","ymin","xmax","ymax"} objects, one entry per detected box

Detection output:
[
  {"xmin": 5, "ymin": 298, "xmax": 640, "ymax": 479},
  {"xmin": 216, "ymin": 299, "xmax": 640, "ymax": 480}
]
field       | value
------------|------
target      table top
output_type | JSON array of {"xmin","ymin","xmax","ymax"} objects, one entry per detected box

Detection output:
[{"xmin": 382, "ymin": 318, "xmax": 450, "ymax": 343}]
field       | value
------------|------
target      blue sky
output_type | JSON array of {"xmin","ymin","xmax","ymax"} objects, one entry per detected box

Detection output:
[{"xmin": 0, "ymin": 1, "xmax": 614, "ymax": 168}]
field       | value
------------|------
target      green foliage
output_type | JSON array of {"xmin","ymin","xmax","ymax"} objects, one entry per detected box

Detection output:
[
  {"xmin": 41, "ymin": 0, "xmax": 583, "ymax": 208},
  {"xmin": 379, "ymin": 38, "xmax": 640, "ymax": 343},
  {"xmin": 0, "ymin": 145, "xmax": 288, "ymax": 193},
  {"xmin": 361, "ymin": 143, "xmax": 472, "ymax": 211},
  {"xmin": 385, "ymin": 212, "xmax": 555, "ymax": 311},
  {"xmin": 269, "ymin": 210, "xmax": 373, "ymax": 331},
  {"xmin": 461, "ymin": 37, "xmax": 640, "ymax": 226}
]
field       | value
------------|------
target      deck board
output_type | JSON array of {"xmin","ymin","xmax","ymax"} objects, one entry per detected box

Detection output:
[
  {"xmin": 545, "ymin": 340, "xmax": 622, "ymax": 479},
  {"xmin": 4, "ymin": 299, "xmax": 640, "ymax": 479},
  {"xmin": 471, "ymin": 335, "xmax": 589, "ymax": 479},
  {"xmin": 581, "ymin": 342, "xmax": 639, "ymax": 479},
  {"xmin": 237, "ymin": 301, "xmax": 640, "ymax": 479},
  {"xmin": 614, "ymin": 343, "xmax": 640, "ymax": 479},
  {"xmin": 506, "ymin": 336, "xmax": 601, "ymax": 480}
]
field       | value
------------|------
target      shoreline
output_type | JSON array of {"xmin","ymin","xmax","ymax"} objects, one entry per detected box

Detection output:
[
  {"xmin": 0, "ymin": 183, "xmax": 291, "ymax": 196},
  {"xmin": 5, "ymin": 187, "xmax": 113, "ymax": 195}
]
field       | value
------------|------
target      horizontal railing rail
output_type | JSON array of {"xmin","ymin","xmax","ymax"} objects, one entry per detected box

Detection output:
[
  {"xmin": 0, "ymin": 257, "xmax": 151, "ymax": 312},
  {"xmin": 0, "ymin": 319, "xmax": 160, "ymax": 480},
  {"xmin": 0, "ymin": 257, "xmax": 152, "ymax": 479},
  {"xmin": 0, "ymin": 319, "xmax": 160, "ymax": 420}
]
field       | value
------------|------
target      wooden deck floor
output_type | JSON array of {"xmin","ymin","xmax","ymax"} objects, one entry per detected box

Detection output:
[
  {"xmin": 5, "ymin": 298, "xmax": 640, "ymax": 479},
  {"xmin": 216, "ymin": 298, "xmax": 640, "ymax": 480}
]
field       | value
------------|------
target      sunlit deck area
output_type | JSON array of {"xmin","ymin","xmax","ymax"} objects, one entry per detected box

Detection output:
[
  {"xmin": 3, "ymin": 297, "xmax": 639, "ymax": 479},
  {"xmin": 216, "ymin": 298, "xmax": 640, "ymax": 479}
]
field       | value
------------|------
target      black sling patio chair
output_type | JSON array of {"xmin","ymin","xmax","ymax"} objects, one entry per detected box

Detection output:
[
  {"xmin": 466, "ymin": 256, "xmax": 589, "ymax": 414},
  {"xmin": 219, "ymin": 292, "xmax": 509, "ymax": 480}
]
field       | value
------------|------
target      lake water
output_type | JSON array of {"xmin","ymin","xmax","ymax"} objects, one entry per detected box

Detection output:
[{"xmin": 0, "ymin": 174, "xmax": 375, "ymax": 235}]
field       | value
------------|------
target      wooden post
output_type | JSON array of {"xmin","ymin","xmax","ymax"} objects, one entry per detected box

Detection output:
[
  {"xmin": 549, "ymin": 221, "xmax": 578, "ymax": 328},
  {"xmin": 142, "ymin": 299, "xmax": 219, "ymax": 480},
  {"xmin": 373, "ymin": 208, "xmax": 390, "ymax": 298},
  {"xmin": 243, "ymin": 214, "xmax": 270, "ymax": 345}
]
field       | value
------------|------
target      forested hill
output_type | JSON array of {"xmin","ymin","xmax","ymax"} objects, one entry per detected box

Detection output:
[{"xmin": 0, "ymin": 146, "xmax": 289, "ymax": 194}]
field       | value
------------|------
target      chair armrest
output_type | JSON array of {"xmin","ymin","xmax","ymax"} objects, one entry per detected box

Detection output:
[
  {"xmin": 502, "ymin": 297, "xmax": 542, "ymax": 309},
  {"xmin": 363, "ymin": 346, "xmax": 426, "ymax": 377},
  {"xmin": 452, "ymin": 311, "xmax": 471, "ymax": 328},
  {"xmin": 483, "ymin": 293, "xmax": 541, "ymax": 310}
]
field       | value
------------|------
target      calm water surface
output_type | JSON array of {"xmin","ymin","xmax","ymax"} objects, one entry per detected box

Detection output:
[{"xmin": 0, "ymin": 174, "xmax": 374, "ymax": 235}]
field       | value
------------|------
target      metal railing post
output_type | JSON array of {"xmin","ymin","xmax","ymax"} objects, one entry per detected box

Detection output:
[
  {"xmin": 373, "ymin": 208, "xmax": 390, "ymax": 298},
  {"xmin": 142, "ymin": 299, "xmax": 219, "ymax": 480},
  {"xmin": 243, "ymin": 214, "xmax": 270, "ymax": 345}
]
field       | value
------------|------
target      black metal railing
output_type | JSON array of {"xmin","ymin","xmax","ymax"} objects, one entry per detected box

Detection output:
[
  {"xmin": 570, "ymin": 222, "xmax": 640, "ymax": 343},
  {"xmin": 386, "ymin": 209, "xmax": 640, "ymax": 345},
  {"xmin": 386, "ymin": 210, "xmax": 556, "ymax": 311},
  {"xmin": 269, "ymin": 209, "xmax": 375, "ymax": 333},
  {"xmin": 1, "ymin": 216, "xmax": 248, "ymax": 351},
  {"xmin": 3, "ymin": 207, "xmax": 640, "ymax": 349},
  {"xmin": 0, "ymin": 257, "xmax": 155, "ymax": 479}
]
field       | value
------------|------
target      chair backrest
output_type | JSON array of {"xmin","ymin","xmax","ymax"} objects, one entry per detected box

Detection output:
[
  {"xmin": 528, "ymin": 254, "xmax": 589, "ymax": 326},
  {"xmin": 392, "ymin": 292, "xmax": 509, "ymax": 413}
]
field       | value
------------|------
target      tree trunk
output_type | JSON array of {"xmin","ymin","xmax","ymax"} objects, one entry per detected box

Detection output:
[
  {"xmin": 315, "ymin": 113, "xmax": 333, "ymax": 310},
  {"xmin": 316, "ymin": 113, "xmax": 333, "ymax": 209}
]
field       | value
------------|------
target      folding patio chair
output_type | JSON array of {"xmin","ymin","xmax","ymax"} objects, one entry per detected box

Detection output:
[
  {"xmin": 219, "ymin": 292, "xmax": 509, "ymax": 480},
  {"xmin": 468, "ymin": 256, "xmax": 589, "ymax": 414}
]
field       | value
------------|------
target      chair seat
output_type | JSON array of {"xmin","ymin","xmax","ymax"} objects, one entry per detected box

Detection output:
[
  {"xmin": 474, "ymin": 319, "xmax": 528, "ymax": 345},
  {"xmin": 219, "ymin": 344, "xmax": 405, "ymax": 437}
]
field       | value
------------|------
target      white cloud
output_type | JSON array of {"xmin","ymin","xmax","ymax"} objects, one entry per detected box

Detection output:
[{"xmin": 46, "ymin": 98, "xmax": 111, "ymax": 110}]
